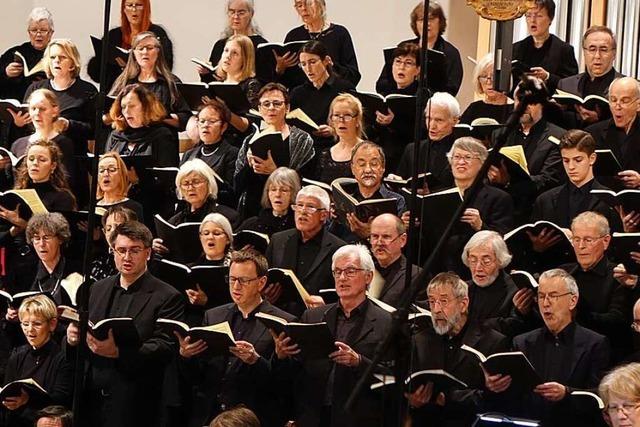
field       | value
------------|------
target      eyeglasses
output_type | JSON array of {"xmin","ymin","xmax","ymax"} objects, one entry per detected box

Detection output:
[
  {"xmin": 332, "ymin": 267, "xmax": 365, "ymax": 278},
  {"xmin": 467, "ymin": 256, "xmax": 496, "ymax": 267},
  {"xmin": 330, "ymin": 113, "xmax": 356, "ymax": 122},
  {"xmin": 606, "ymin": 402, "xmax": 640, "ymax": 415},
  {"xmin": 99, "ymin": 167, "xmax": 119, "ymax": 175},
  {"xmin": 535, "ymin": 292, "xmax": 573, "ymax": 303},
  {"xmin": 525, "ymin": 12, "xmax": 546, "ymax": 20},
  {"xmin": 114, "ymin": 246, "xmax": 145, "ymax": 257},
  {"xmin": 291, "ymin": 203, "xmax": 325, "ymax": 214},
  {"xmin": 135, "ymin": 45, "xmax": 159, "ymax": 52},
  {"xmin": 393, "ymin": 58, "xmax": 417, "ymax": 68},
  {"xmin": 299, "ymin": 58, "xmax": 320, "ymax": 68},
  {"xmin": 198, "ymin": 119, "xmax": 223, "ymax": 126},
  {"xmin": 427, "ymin": 297, "xmax": 458, "ymax": 308},
  {"xmin": 609, "ymin": 97, "xmax": 639, "ymax": 108},
  {"xmin": 31, "ymin": 234, "xmax": 54, "ymax": 243},
  {"xmin": 28, "ymin": 29, "xmax": 51, "ymax": 36},
  {"xmin": 570, "ymin": 235, "xmax": 606, "ymax": 246},
  {"xmin": 227, "ymin": 9, "xmax": 249, "ymax": 17},
  {"xmin": 200, "ymin": 230, "xmax": 227, "ymax": 238},
  {"xmin": 583, "ymin": 46, "xmax": 614, "ymax": 56},
  {"xmin": 124, "ymin": 3, "xmax": 145, "ymax": 10},
  {"xmin": 450, "ymin": 154, "xmax": 480, "ymax": 164},
  {"xmin": 478, "ymin": 75, "xmax": 494, "ymax": 83},
  {"xmin": 259, "ymin": 100, "xmax": 286, "ymax": 109},
  {"xmin": 369, "ymin": 233, "xmax": 405, "ymax": 245},
  {"xmin": 180, "ymin": 179, "xmax": 206, "ymax": 189},
  {"xmin": 229, "ymin": 276, "xmax": 259, "ymax": 286}
]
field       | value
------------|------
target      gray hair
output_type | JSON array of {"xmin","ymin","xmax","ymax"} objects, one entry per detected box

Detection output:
[
  {"xmin": 261, "ymin": 167, "xmax": 301, "ymax": 209},
  {"xmin": 425, "ymin": 92, "xmax": 460, "ymax": 118},
  {"xmin": 331, "ymin": 244, "xmax": 375, "ymax": 272},
  {"xmin": 176, "ymin": 159, "xmax": 218, "ymax": 200},
  {"xmin": 296, "ymin": 185, "xmax": 330, "ymax": 211},
  {"xmin": 26, "ymin": 213, "xmax": 70, "ymax": 245},
  {"xmin": 571, "ymin": 211, "xmax": 610, "ymax": 237},
  {"xmin": 609, "ymin": 76, "xmax": 640, "ymax": 100},
  {"xmin": 461, "ymin": 230, "xmax": 512, "ymax": 269},
  {"xmin": 472, "ymin": 53, "xmax": 494, "ymax": 96},
  {"xmin": 200, "ymin": 213, "xmax": 234, "ymax": 246},
  {"xmin": 447, "ymin": 137, "xmax": 488, "ymax": 163},
  {"xmin": 222, "ymin": 0, "xmax": 262, "ymax": 37},
  {"xmin": 539, "ymin": 268, "xmax": 579, "ymax": 296},
  {"xmin": 427, "ymin": 272, "xmax": 468, "ymax": 299},
  {"xmin": 28, "ymin": 7, "xmax": 54, "ymax": 30}
]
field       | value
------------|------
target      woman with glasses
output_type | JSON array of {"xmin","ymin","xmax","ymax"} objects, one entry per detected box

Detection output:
[
  {"xmin": 96, "ymin": 152, "xmax": 144, "ymax": 219},
  {"xmin": 88, "ymin": 0, "xmax": 174, "ymax": 91},
  {"xmin": 152, "ymin": 159, "xmax": 240, "ymax": 257},
  {"xmin": 276, "ymin": 0, "xmax": 360, "ymax": 89},
  {"xmin": 109, "ymin": 31, "xmax": 190, "ymax": 131},
  {"xmin": 460, "ymin": 53, "xmax": 513, "ymax": 125},
  {"xmin": 235, "ymin": 83, "xmax": 314, "ymax": 218},
  {"xmin": 1, "ymin": 295, "xmax": 72, "ymax": 427},
  {"xmin": 600, "ymin": 363, "xmax": 640, "ymax": 427},
  {"xmin": 311, "ymin": 94, "xmax": 362, "ymax": 184},
  {"xmin": 240, "ymin": 167, "xmax": 299, "ymax": 236},
  {"xmin": 198, "ymin": 0, "xmax": 268, "ymax": 83},
  {"xmin": 290, "ymin": 41, "xmax": 354, "ymax": 150}
]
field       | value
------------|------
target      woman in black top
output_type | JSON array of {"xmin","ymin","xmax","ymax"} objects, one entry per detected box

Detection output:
[
  {"xmin": 375, "ymin": 1, "xmax": 463, "ymax": 96},
  {"xmin": 240, "ymin": 166, "xmax": 299, "ymax": 237},
  {"xmin": 1, "ymin": 295, "xmax": 72, "ymax": 427},
  {"xmin": 276, "ymin": 0, "xmax": 360, "ymax": 88},
  {"xmin": 197, "ymin": 0, "xmax": 268, "ymax": 83},
  {"xmin": 460, "ymin": 53, "xmax": 513, "ymax": 125},
  {"xmin": 109, "ymin": 31, "xmax": 190, "ymax": 131},
  {"xmin": 87, "ymin": 0, "xmax": 174, "ymax": 90},
  {"xmin": 290, "ymin": 41, "xmax": 354, "ymax": 150}
]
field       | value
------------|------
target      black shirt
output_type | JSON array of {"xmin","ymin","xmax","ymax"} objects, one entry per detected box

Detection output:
[
  {"xmin": 230, "ymin": 300, "xmax": 267, "ymax": 342},
  {"xmin": 541, "ymin": 322, "xmax": 577, "ymax": 382},
  {"xmin": 296, "ymin": 228, "xmax": 325, "ymax": 279},
  {"xmin": 312, "ymin": 147, "xmax": 353, "ymax": 184},
  {"xmin": 32, "ymin": 257, "xmax": 67, "ymax": 304},
  {"xmin": 459, "ymin": 101, "xmax": 513, "ymax": 125},
  {"xmin": 376, "ymin": 256, "xmax": 402, "ymax": 283},
  {"xmin": 567, "ymin": 179, "xmax": 595, "ymax": 221},
  {"xmin": 240, "ymin": 208, "xmax": 296, "ymax": 238},
  {"xmin": 108, "ymin": 273, "xmax": 145, "ymax": 318},
  {"xmin": 581, "ymin": 67, "xmax": 618, "ymax": 98},
  {"xmin": 396, "ymin": 134, "xmax": 455, "ymax": 191}
]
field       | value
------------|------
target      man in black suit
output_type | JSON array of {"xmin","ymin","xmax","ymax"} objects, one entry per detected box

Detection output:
[
  {"xmin": 489, "ymin": 77, "xmax": 565, "ymax": 224},
  {"xmin": 266, "ymin": 184, "xmax": 345, "ymax": 314},
  {"xmin": 486, "ymin": 268, "xmax": 610, "ymax": 425},
  {"xmin": 511, "ymin": 0, "xmax": 578, "ymax": 93},
  {"xmin": 461, "ymin": 230, "xmax": 523, "ymax": 338},
  {"xmin": 177, "ymin": 249, "xmax": 296, "ymax": 427},
  {"xmin": 368, "ymin": 213, "xmax": 421, "ymax": 307},
  {"xmin": 587, "ymin": 77, "xmax": 640, "ymax": 190},
  {"xmin": 555, "ymin": 26, "xmax": 623, "ymax": 128},
  {"xmin": 65, "ymin": 221, "xmax": 184, "ymax": 427},
  {"xmin": 408, "ymin": 272, "xmax": 510, "ymax": 427},
  {"xmin": 532, "ymin": 129, "xmax": 621, "ymax": 230},
  {"xmin": 273, "ymin": 244, "xmax": 393, "ymax": 427}
]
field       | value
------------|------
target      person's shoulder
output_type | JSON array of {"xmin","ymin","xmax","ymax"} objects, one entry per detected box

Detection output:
[
  {"xmin": 513, "ymin": 327, "xmax": 544, "ymax": 347},
  {"xmin": 74, "ymin": 78, "xmax": 98, "ymax": 93},
  {"xmin": 149, "ymin": 23, "xmax": 170, "ymax": 38},
  {"xmin": 536, "ymin": 183, "xmax": 565, "ymax": 201},
  {"xmin": 550, "ymin": 33, "xmax": 573, "ymax": 49},
  {"xmin": 544, "ymin": 120, "xmax": 566, "ymax": 137},
  {"xmin": 271, "ymin": 228, "xmax": 298, "ymax": 242},
  {"xmin": 585, "ymin": 118, "xmax": 612, "ymax": 135},
  {"xmin": 574, "ymin": 323, "xmax": 608, "ymax": 344},
  {"xmin": 149, "ymin": 123, "xmax": 175, "ymax": 138},
  {"xmin": 440, "ymin": 37, "xmax": 460, "ymax": 55},
  {"xmin": 302, "ymin": 303, "xmax": 336, "ymax": 322},
  {"xmin": 285, "ymin": 25, "xmax": 307, "ymax": 40},
  {"xmin": 147, "ymin": 272, "xmax": 182, "ymax": 298},
  {"xmin": 327, "ymin": 23, "xmax": 351, "ymax": 35},
  {"xmin": 262, "ymin": 301, "xmax": 297, "ymax": 321},
  {"xmin": 204, "ymin": 302, "xmax": 235, "ymax": 322},
  {"xmin": 481, "ymin": 183, "xmax": 511, "ymax": 200}
]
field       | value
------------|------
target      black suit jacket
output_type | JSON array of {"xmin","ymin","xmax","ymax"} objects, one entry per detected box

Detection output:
[
  {"xmin": 182, "ymin": 301, "xmax": 296, "ymax": 427},
  {"xmin": 82, "ymin": 271, "xmax": 184, "ymax": 427},
  {"xmin": 266, "ymin": 228, "xmax": 346, "ymax": 310},
  {"xmin": 377, "ymin": 255, "xmax": 422, "ymax": 308},
  {"xmin": 411, "ymin": 321, "xmax": 510, "ymax": 427},
  {"xmin": 513, "ymin": 323, "xmax": 610, "ymax": 425},
  {"xmin": 291, "ymin": 302, "xmax": 393, "ymax": 427}
]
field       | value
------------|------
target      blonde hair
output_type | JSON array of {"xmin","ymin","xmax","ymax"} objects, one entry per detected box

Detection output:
[
  {"xmin": 328, "ymin": 93, "xmax": 366, "ymax": 140},
  {"xmin": 472, "ymin": 53, "xmax": 494, "ymax": 96},
  {"xmin": 43, "ymin": 39, "xmax": 81, "ymax": 78},
  {"xmin": 19, "ymin": 294, "xmax": 58, "ymax": 322},
  {"xmin": 219, "ymin": 35, "xmax": 256, "ymax": 81},
  {"xmin": 599, "ymin": 363, "xmax": 640, "ymax": 407}
]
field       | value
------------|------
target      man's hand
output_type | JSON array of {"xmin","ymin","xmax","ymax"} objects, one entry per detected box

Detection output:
[
  {"xmin": 329, "ymin": 341, "xmax": 360, "ymax": 367},
  {"xmin": 375, "ymin": 109, "xmax": 395, "ymax": 126},
  {"xmin": 613, "ymin": 263, "xmax": 638, "ymax": 288},
  {"xmin": 230, "ymin": 340, "xmax": 260, "ymax": 365},
  {"xmin": 175, "ymin": 332, "xmax": 208, "ymax": 358},
  {"xmin": 404, "ymin": 383, "xmax": 433, "ymax": 408},
  {"xmin": 619, "ymin": 170, "xmax": 640, "ymax": 189},
  {"xmin": 270, "ymin": 331, "xmax": 300, "ymax": 359},
  {"xmin": 186, "ymin": 284, "xmax": 208, "ymax": 306},
  {"xmin": 304, "ymin": 294, "xmax": 325, "ymax": 309},
  {"xmin": 67, "ymin": 322, "xmax": 79, "ymax": 346},
  {"xmin": 527, "ymin": 228, "xmax": 562, "ymax": 252},
  {"xmin": 460, "ymin": 208, "xmax": 483, "ymax": 231},
  {"xmin": 346, "ymin": 213, "xmax": 372, "ymax": 238},
  {"xmin": 152, "ymin": 238, "xmax": 169, "ymax": 255},
  {"xmin": 484, "ymin": 366, "xmax": 512, "ymax": 393},
  {"xmin": 534, "ymin": 382, "xmax": 567, "ymax": 402},
  {"xmin": 2, "ymin": 389, "xmax": 29, "ymax": 411},
  {"xmin": 512, "ymin": 288, "xmax": 535, "ymax": 315},
  {"xmin": 487, "ymin": 162, "xmax": 510, "ymax": 186},
  {"xmin": 575, "ymin": 105, "xmax": 599, "ymax": 124},
  {"xmin": 87, "ymin": 329, "xmax": 120, "ymax": 358}
]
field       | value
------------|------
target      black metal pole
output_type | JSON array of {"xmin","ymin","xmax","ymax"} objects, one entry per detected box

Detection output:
[{"xmin": 72, "ymin": 1, "xmax": 112, "ymax": 424}]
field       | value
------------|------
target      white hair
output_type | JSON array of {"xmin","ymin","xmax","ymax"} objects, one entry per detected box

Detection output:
[
  {"xmin": 425, "ymin": 92, "xmax": 460, "ymax": 118},
  {"xmin": 461, "ymin": 230, "xmax": 512, "ymax": 269},
  {"xmin": 472, "ymin": 53, "xmax": 494, "ymax": 96},
  {"xmin": 176, "ymin": 159, "xmax": 218, "ymax": 200},
  {"xmin": 28, "ymin": 7, "xmax": 54, "ymax": 30},
  {"xmin": 331, "ymin": 244, "xmax": 375, "ymax": 273},
  {"xmin": 200, "ymin": 213, "xmax": 233, "ymax": 245},
  {"xmin": 539, "ymin": 268, "xmax": 579, "ymax": 296},
  {"xmin": 447, "ymin": 137, "xmax": 488, "ymax": 163},
  {"xmin": 296, "ymin": 185, "xmax": 330, "ymax": 211}
]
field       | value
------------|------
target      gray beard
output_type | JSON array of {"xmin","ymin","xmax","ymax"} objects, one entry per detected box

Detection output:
[
  {"xmin": 473, "ymin": 271, "xmax": 500, "ymax": 288},
  {"xmin": 432, "ymin": 310, "xmax": 461, "ymax": 336}
]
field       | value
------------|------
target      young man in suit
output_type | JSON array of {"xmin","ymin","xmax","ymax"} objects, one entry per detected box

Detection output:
[
  {"xmin": 272, "ymin": 244, "xmax": 393, "ymax": 427},
  {"xmin": 266, "ymin": 184, "xmax": 345, "ymax": 315},
  {"xmin": 177, "ymin": 249, "xmax": 296, "ymax": 427},
  {"xmin": 65, "ymin": 221, "xmax": 184, "ymax": 427}
]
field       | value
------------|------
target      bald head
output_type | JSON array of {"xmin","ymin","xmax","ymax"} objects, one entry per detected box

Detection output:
[
  {"xmin": 609, "ymin": 77, "xmax": 640, "ymax": 131},
  {"xmin": 370, "ymin": 214, "xmax": 406, "ymax": 267}
]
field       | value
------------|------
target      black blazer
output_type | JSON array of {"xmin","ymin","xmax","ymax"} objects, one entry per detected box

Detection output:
[
  {"xmin": 292, "ymin": 302, "xmax": 393, "ymax": 427},
  {"xmin": 82, "ymin": 271, "xmax": 184, "ymax": 427},
  {"xmin": 182, "ymin": 301, "xmax": 296, "ymax": 427},
  {"xmin": 587, "ymin": 115, "xmax": 640, "ymax": 177},
  {"xmin": 266, "ymin": 228, "xmax": 346, "ymax": 298},
  {"xmin": 377, "ymin": 255, "xmax": 422, "ymax": 308}
]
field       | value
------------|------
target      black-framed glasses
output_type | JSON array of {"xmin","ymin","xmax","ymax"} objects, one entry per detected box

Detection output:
[
  {"xmin": 330, "ymin": 113, "xmax": 356, "ymax": 122},
  {"xmin": 228, "ymin": 276, "xmax": 259, "ymax": 286},
  {"xmin": 331, "ymin": 267, "xmax": 365, "ymax": 278},
  {"xmin": 99, "ymin": 167, "xmax": 119, "ymax": 175},
  {"xmin": 369, "ymin": 233, "xmax": 405, "ymax": 245}
]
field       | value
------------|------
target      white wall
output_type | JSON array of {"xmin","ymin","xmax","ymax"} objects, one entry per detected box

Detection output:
[{"xmin": 1, "ymin": 0, "xmax": 480, "ymax": 107}]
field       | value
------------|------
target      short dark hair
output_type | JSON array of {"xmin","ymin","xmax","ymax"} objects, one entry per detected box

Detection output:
[
  {"xmin": 559, "ymin": 129, "xmax": 596, "ymax": 155},
  {"xmin": 101, "ymin": 205, "xmax": 138, "ymax": 228},
  {"xmin": 108, "ymin": 221, "xmax": 153, "ymax": 248},
  {"xmin": 351, "ymin": 140, "xmax": 386, "ymax": 167},
  {"xmin": 209, "ymin": 405, "xmax": 260, "ymax": 427},
  {"xmin": 410, "ymin": 1, "xmax": 447, "ymax": 37},
  {"xmin": 26, "ymin": 213, "xmax": 71, "ymax": 245},
  {"xmin": 230, "ymin": 249, "xmax": 268, "ymax": 277},
  {"xmin": 257, "ymin": 82, "xmax": 290, "ymax": 106},
  {"xmin": 36, "ymin": 405, "xmax": 73, "ymax": 427},
  {"xmin": 534, "ymin": 0, "xmax": 556, "ymax": 20},
  {"xmin": 393, "ymin": 42, "xmax": 421, "ymax": 63},
  {"xmin": 197, "ymin": 98, "xmax": 231, "ymax": 124}
]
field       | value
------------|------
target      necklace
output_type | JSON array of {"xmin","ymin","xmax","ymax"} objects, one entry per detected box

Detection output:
[{"xmin": 200, "ymin": 144, "xmax": 221, "ymax": 157}]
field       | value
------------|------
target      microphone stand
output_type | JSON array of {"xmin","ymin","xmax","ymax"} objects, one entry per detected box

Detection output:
[{"xmin": 72, "ymin": 1, "xmax": 112, "ymax": 424}]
